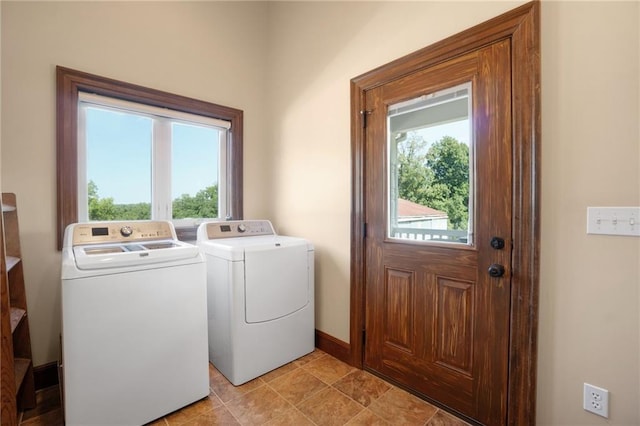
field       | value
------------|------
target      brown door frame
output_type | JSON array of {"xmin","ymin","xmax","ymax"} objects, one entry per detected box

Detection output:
[{"xmin": 349, "ymin": 2, "xmax": 540, "ymax": 425}]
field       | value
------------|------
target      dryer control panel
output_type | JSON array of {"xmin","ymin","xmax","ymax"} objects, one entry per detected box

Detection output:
[{"xmin": 205, "ymin": 220, "xmax": 275, "ymax": 239}]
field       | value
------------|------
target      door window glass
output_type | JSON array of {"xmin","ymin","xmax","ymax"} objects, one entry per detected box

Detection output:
[{"xmin": 387, "ymin": 83, "xmax": 473, "ymax": 244}]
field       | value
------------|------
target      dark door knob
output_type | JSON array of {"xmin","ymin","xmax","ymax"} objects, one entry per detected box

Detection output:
[
  {"xmin": 490, "ymin": 237, "xmax": 505, "ymax": 250},
  {"xmin": 488, "ymin": 264, "xmax": 505, "ymax": 277}
]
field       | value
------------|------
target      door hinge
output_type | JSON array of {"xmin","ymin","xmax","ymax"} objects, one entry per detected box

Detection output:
[
  {"xmin": 362, "ymin": 222, "xmax": 367, "ymax": 238},
  {"xmin": 360, "ymin": 110, "xmax": 372, "ymax": 128},
  {"xmin": 362, "ymin": 329, "xmax": 366, "ymax": 346}
]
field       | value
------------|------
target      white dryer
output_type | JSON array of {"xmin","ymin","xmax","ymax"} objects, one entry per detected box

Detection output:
[
  {"xmin": 61, "ymin": 221, "xmax": 209, "ymax": 426},
  {"xmin": 197, "ymin": 220, "xmax": 314, "ymax": 385}
]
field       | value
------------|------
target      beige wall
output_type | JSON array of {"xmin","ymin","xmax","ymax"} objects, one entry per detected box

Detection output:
[
  {"xmin": 1, "ymin": 0, "xmax": 270, "ymax": 364},
  {"xmin": 538, "ymin": 2, "xmax": 639, "ymax": 424},
  {"xmin": 2, "ymin": 1, "xmax": 639, "ymax": 425}
]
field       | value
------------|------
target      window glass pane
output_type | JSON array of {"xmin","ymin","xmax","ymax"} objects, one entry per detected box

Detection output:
[
  {"xmin": 387, "ymin": 83, "xmax": 473, "ymax": 244},
  {"xmin": 85, "ymin": 107, "xmax": 152, "ymax": 220},
  {"xmin": 171, "ymin": 122, "xmax": 220, "ymax": 219}
]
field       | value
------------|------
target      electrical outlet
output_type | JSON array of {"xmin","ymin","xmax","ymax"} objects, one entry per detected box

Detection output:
[{"xmin": 583, "ymin": 383, "xmax": 609, "ymax": 418}]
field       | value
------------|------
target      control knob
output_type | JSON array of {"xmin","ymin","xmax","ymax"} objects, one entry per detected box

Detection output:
[
  {"xmin": 120, "ymin": 226, "xmax": 133, "ymax": 237},
  {"xmin": 237, "ymin": 224, "xmax": 247, "ymax": 233}
]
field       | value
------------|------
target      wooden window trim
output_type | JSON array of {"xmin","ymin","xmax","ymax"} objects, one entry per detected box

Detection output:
[
  {"xmin": 350, "ymin": 2, "xmax": 540, "ymax": 424},
  {"xmin": 56, "ymin": 66, "xmax": 243, "ymax": 249}
]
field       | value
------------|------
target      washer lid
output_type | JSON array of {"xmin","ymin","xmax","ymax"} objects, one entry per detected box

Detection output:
[{"xmin": 73, "ymin": 240, "xmax": 200, "ymax": 270}]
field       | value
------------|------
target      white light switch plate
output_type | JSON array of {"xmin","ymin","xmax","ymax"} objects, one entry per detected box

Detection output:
[{"xmin": 587, "ymin": 207, "xmax": 640, "ymax": 236}]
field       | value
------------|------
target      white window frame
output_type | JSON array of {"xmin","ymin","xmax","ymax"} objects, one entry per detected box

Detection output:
[{"xmin": 77, "ymin": 92, "xmax": 231, "ymax": 227}]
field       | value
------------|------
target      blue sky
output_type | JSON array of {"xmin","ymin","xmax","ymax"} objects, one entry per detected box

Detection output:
[{"xmin": 85, "ymin": 107, "xmax": 219, "ymax": 204}]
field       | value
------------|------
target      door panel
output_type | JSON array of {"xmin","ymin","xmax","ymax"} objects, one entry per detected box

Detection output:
[
  {"xmin": 364, "ymin": 40, "xmax": 512, "ymax": 425},
  {"xmin": 436, "ymin": 277, "xmax": 474, "ymax": 374}
]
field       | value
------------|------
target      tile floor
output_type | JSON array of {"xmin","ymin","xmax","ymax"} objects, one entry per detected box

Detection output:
[{"xmin": 20, "ymin": 350, "xmax": 470, "ymax": 426}]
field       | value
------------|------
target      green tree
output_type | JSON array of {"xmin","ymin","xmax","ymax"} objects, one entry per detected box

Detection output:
[
  {"xmin": 396, "ymin": 134, "xmax": 469, "ymax": 230},
  {"xmin": 172, "ymin": 185, "xmax": 218, "ymax": 219},
  {"xmin": 425, "ymin": 136, "xmax": 469, "ymax": 229},
  {"xmin": 88, "ymin": 180, "xmax": 217, "ymax": 221},
  {"xmin": 397, "ymin": 134, "xmax": 431, "ymax": 204},
  {"xmin": 113, "ymin": 203, "xmax": 151, "ymax": 220},
  {"xmin": 88, "ymin": 180, "xmax": 118, "ymax": 220},
  {"xmin": 88, "ymin": 180, "xmax": 150, "ymax": 220}
]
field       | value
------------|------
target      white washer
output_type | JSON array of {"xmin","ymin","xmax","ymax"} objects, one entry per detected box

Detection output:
[
  {"xmin": 197, "ymin": 220, "xmax": 314, "ymax": 385},
  {"xmin": 61, "ymin": 221, "xmax": 209, "ymax": 426}
]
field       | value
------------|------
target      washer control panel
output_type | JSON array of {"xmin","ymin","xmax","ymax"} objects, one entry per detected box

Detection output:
[
  {"xmin": 72, "ymin": 221, "xmax": 175, "ymax": 245},
  {"xmin": 205, "ymin": 220, "xmax": 275, "ymax": 239}
]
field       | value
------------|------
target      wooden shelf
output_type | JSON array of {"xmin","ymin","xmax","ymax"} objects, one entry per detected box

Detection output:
[
  {"xmin": 6, "ymin": 255, "xmax": 20, "ymax": 272},
  {"xmin": 10, "ymin": 308, "xmax": 26, "ymax": 333},
  {"xmin": 13, "ymin": 358, "xmax": 31, "ymax": 391},
  {"xmin": 2, "ymin": 203, "xmax": 16, "ymax": 213},
  {"xmin": 1, "ymin": 192, "xmax": 36, "ymax": 419}
]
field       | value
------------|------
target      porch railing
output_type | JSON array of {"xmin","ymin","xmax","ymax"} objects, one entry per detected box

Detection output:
[{"xmin": 391, "ymin": 227, "xmax": 468, "ymax": 243}]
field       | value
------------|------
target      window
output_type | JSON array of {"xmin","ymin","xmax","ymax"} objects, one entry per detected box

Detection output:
[
  {"xmin": 387, "ymin": 83, "xmax": 473, "ymax": 245},
  {"xmin": 56, "ymin": 66, "xmax": 243, "ymax": 248},
  {"xmin": 78, "ymin": 93, "xmax": 230, "ymax": 225}
]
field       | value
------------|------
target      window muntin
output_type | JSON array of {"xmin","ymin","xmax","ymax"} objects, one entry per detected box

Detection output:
[
  {"xmin": 387, "ymin": 82, "xmax": 473, "ymax": 245},
  {"xmin": 78, "ymin": 93, "xmax": 230, "ymax": 226}
]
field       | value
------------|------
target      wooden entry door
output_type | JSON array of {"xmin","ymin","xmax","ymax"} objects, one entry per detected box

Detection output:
[
  {"xmin": 363, "ymin": 40, "xmax": 512, "ymax": 425},
  {"xmin": 351, "ymin": 3, "xmax": 540, "ymax": 425}
]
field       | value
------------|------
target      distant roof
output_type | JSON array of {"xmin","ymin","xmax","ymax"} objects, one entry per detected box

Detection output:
[{"xmin": 398, "ymin": 198, "xmax": 447, "ymax": 218}]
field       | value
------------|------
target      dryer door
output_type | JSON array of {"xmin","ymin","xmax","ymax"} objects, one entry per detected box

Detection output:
[{"xmin": 244, "ymin": 240, "xmax": 309, "ymax": 323}]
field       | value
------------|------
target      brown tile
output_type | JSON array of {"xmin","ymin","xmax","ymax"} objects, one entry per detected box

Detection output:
[
  {"xmin": 293, "ymin": 349, "xmax": 326, "ymax": 367},
  {"xmin": 21, "ymin": 386, "xmax": 62, "ymax": 421},
  {"xmin": 209, "ymin": 362, "xmax": 224, "ymax": 379},
  {"xmin": 297, "ymin": 388, "xmax": 364, "ymax": 426},
  {"xmin": 260, "ymin": 361, "xmax": 299, "ymax": 382},
  {"xmin": 333, "ymin": 370, "xmax": 391, "ymax": 407},
  {"xmin": 344, "ymin": 409, "xmax": 391, "ymax": 425},
  {"xmin": 16, "ymin": 355, "xmax": 468, "ymax": 426},
  {"xmin": 427, "ymin": 410, "xmax": 470, "ymax": 425},
  {"xmin": 210, "ymin": 372, "xmax": 264, "ymax": 403},
  {"xmin": 302, "ymin": 354, "xmax": 356, "ymax": 384},
  {"xmin": 263, "ymin": 407, "xmax": 315, "ymax": 425},
  {"xmin": 269, "ymin": 368, "xmax": 328, "ymax": 405},
  {"xmin": 19, "ymin": 407, "xmax": 64, "ymax": 426},
  {"xmin": 225, "ymin": 385, "xmax": 292, "ymax": 424},
  {"xmin": 368, "ymin": 388, "xmax": 438, "ymax": 425},
  {"xmin": 165, "ymin": 391, "xmax": 221, "ymax": 424},
  {"xmin": 180, "ymin": 406, "xmax": 240, "ymax": 426}
]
